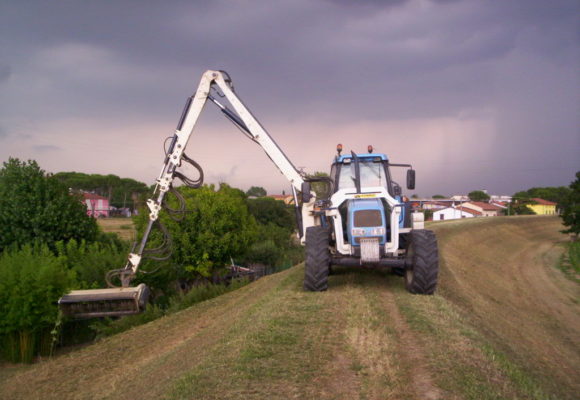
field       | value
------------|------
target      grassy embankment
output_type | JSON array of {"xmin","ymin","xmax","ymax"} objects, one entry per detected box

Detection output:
[{"xmin": 0, "ymin": 216, "xmax": 578, "ymax": 399}]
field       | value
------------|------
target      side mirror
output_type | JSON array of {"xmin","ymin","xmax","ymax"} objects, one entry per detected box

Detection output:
[
  {"xmin": 301, "ymin": 182, "xmax": 312, "ymax": 203},
  {"xmin": 407, "ymin": 169, "xmax": 416, "ymax": 190}
]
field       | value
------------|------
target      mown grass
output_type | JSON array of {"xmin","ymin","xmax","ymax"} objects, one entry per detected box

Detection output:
[
  {"xmin": 429, "ymin": 216, "xmax": 579, "ymax": 400},
  {"xmin": 558, "ymin": 240, "xmax": 580, "ymax": 283},
  {"xmin": 168, "ymin": 268, "xmax": 341, "ymax": 399},
  {"xmin": 1, "ymin": 216, "xmax": 577, "ymax": 400},
  {"xmin": 90, "ymin": 278, "xmax": 251, "ymax": 339},
  {"xmin": 394, "ymin": 287, "xmax": 553, "ymax": 400}
]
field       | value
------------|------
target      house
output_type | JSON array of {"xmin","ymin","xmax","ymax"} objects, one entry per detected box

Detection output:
[
  {"xmin": 82, "ymin": 192, "xmax": 110, "ymax": 218},
  {"xmin": 462, "ymin": 201, "xmax": 504, "ymax": 217},
  {"xmin": 490, "ymin": 195, "xmax": 512, "ymax": 203},
  {"xmin": 266, "ymin": 194, "xmax": 294, "ymax": 205},
  {"xmin": 433, "ymin": 206, "xmax": 481, "ymax": 221},
  {"xmin": 528, "ymin": 198, "xmax": 557, "ymax": 215},
  {"xmin": 420, "ymin": 201, "xmax": 451, "ymax": 211},
  {"xmin": 450, "ymin": 195, "xmax": 470, "ymax": 202},
  {"xmin": 490, "ymin": 201, "xmax": 508, "ymax": 209}
]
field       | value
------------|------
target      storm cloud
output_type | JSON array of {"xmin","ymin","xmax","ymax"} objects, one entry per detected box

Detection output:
[{"xmin": 0, "ymin": 0, "xmax": 578, "ymax": 196}]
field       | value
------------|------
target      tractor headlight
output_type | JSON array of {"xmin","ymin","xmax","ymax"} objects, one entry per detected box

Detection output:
[
  {"xmin": 351, "ymin": 228, "xmax": 365, "ymax": 236},
  {"xmin": 370, "ymin": 227, "xmax": 385, "ymax": 236}
]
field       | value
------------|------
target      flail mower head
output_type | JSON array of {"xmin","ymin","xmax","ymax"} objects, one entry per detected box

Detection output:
[{"xmin": 58, "ymin": 284, "xmax": 150, "ymax": 319}]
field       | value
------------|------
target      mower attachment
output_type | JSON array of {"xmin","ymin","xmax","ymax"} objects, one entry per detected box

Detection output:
[{"xmin": 58, "ymin": 284, "xmax": 150, "ymax": 319}]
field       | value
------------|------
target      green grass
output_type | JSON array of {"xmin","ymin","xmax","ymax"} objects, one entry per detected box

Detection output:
[
  {"xmin": 90, "ymin": 278, "xmax": 251, "ymax": 339},
  {"xmin": 557, "ymin": 241, "xmax": 580, "ymax": 283},
  {"xmin": 1, "ymin": 216, "xmax": 577, "ymax": 400},
  {"xmin": 168, "ymin": 268, "xmax": 337, "ymax": 399}
]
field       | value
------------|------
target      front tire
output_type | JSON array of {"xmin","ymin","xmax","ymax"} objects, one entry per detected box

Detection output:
[
  {"xmin": 303, "ymin": 226, "xmax": 330, "ymax": 291},
  {"xmin": 405, "ymin": 230, "xmax": 439, "ymax": 294}
]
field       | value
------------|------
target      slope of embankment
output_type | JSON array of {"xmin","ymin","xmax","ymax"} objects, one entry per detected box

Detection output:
[{"xmin": 0, "ymin": 216, "xmax": 577, "ymax": 399}]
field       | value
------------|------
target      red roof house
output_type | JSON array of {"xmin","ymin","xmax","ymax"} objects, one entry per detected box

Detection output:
[{"xmin": 463, "ymin": 201, "xmax": 504, "ymax": 217}]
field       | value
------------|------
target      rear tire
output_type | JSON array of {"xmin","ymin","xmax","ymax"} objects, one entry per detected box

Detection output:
[
  {"xmin": 405, "ymin": 230, "xmax": 438, "ymax": 294},
  {"xmin": 304, "ymin": 226, "xmax": 330, "ymax": 291}
]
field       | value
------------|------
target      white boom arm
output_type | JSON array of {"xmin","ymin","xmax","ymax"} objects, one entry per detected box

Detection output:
[{"xmin": 117, "ymin": 70, "xmax": 316, "ymax": 286}]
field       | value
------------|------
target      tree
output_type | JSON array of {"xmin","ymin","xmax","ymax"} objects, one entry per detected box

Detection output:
[
  {"xmin": 0, "ymin": 158, "xmax": 98, "ymax": 252},
  {"xmin": 509, "ymin": 191, "xmax": 536, "ymax": 215},
  {"xmin": 432, "ymin": 194, "xmax": 446, "ymax": 199},
  {"xmin": 0, "ymin": 244, "xmax": 75, "ymax": 362},
  {"xmin": 525, "ymin": 186, "xmax": 571, "ymax": 205},
  {"xmin": 508, "ymin": 186, "xmax": 571, "ymax": 214},
  {"xmin": 560, "ymin": 171, "xmax": 579, "ymax": 238},
  {"xmin": 247, "ymin": 197, "xmax": 294, "ymax": 230},
  {"xmin": 138, "ymin": 183, "xmax": 258, "ymax": 280},
  {"xmin": 468, "ymin": 190, "xmax": 490, "ymax": 202},
  {"xmin": 246, "ymin": 186, "xmax": 267, "ymax": 197}
]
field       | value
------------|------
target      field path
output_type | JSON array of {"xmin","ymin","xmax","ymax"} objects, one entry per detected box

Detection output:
[{"xmin": 1, "ymin": 216, "xmax": 577, "ymax": 399}]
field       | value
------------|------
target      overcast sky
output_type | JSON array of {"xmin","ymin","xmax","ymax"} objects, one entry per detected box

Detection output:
[{"xmin": 0, "ymin": 0, "xmax": 578, "ymax": 197}]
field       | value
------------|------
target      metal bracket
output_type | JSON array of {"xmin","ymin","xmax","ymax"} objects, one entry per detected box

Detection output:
[{"xmin": 147, "ymin": 199, "xmax": 161, "ymax": 220}]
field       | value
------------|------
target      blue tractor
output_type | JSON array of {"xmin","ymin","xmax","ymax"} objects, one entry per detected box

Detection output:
[
  {"xmin": 59, "ymin": 70, "xmax": 438, "ymax": 319},
  {"xmin": 302, "ymin": 144, "xmax": 439, "ymax": 294}
]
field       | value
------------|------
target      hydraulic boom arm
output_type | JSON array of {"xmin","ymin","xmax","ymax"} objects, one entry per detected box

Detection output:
[
  {"xmin": 113, "ymin": 70, "xmax": 317, "ymax": 290},
  {"xmin": 60, "ymin": 70, "xmax": 317, "ymax": 318}
]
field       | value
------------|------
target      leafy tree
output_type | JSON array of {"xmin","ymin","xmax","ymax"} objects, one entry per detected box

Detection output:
[
  {"xmin": 468, "ymin": 190, "xmax": 490, "ymax": 202},
  {"xmin": 0, "ymin": 158, "xmax": 98, "ymax": 252},
  {"xmin": 432, "ymin": 194, "xmax": 446, "ymax": 199},
  {"xmin": 247, "ymin": 197, "xmax": 294, "ymax": 230},
  {"xmin": 509, "ymin": 191, "xmax": 536, "ymax": 215},
  {"xmin": 246, "ymin": 186, "xmax": 267, "ymax": 197},
  {"xmin": 136, "ymin": 184, "xmax": 258, "ymax": 280},
  {"xmin": 410, "ymin": 194, "xmax": 419, "ymax": 199},
  {"xmin": 0, "ymin": 244, "xmax": 75, "ymax": 362},
  {"xmin": 509, "ymin": 186, "xmax": 571, "ymax": 213},
  {"xmin": 526, "ymin": 186, "xmax": 571, "ymax": 204},
  {"xmin": 560, "ymin": 171, "xmax": 579, "ymax": 238}
]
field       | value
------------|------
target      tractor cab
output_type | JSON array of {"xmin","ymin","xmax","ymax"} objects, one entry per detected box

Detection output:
[
  {"xmin": 330, "ymin": 148, "xmax": 393, "ymax": 195},
  {"xmin": 327, "ymin": 145, "xmax": 415, "ymax": 255}
]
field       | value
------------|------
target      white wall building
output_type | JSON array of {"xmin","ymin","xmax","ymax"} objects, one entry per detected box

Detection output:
[{"xmin": 433, "ymin": 206, "xmax": 481, "ymax": 221}]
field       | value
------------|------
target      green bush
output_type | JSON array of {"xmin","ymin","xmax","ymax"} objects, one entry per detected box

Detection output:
[
  {"xmin": 243, "ymin": 222, "xmax": 303, "ymax": 268},
  {"xmin": 246, "ymin": 197, "xmax": 295, "ymax": 230},
  {"xmin": 0, "ymin": 158, "xmax": 98, "ymax": 252},
  {"xmin": 245, "ymin": 240, "xmax": 283, "ymax": 266},
  {"xmin": 0, "ymin": 244, "xmax": 75, "ymax": 362},
  {"xmin": 135, "ymin": 184, "xmax": 258, "ymax": 280},
  {"xmin": 55, "ymin": 239, "xmax": 128, "ymax": 288}
]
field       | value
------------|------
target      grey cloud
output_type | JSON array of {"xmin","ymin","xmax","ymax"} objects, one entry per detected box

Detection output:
[
  {"xmin": 32, "ymin": 145, "xmax": 61, "ymax": 153},
  {"xmin": 0, "ymin": 65, "xmax": 11, "ymax": 82},
  {"xmin": 0, "ymin": 0, "xmax": 578, "ymax": 195}
]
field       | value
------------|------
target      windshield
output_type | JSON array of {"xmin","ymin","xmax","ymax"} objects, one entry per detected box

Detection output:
[{"xmin": 337, "ymin": 160, "xmax": 388, "ymax": 190}]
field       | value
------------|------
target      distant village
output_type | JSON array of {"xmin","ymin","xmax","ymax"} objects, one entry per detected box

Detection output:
[
  {"xmin": 80, "ymin": 189, "xmax": 558, "ymax": 221},
  {"xmin": 408, "ymin": 194, "xmax": 557, "ymax": 221}
]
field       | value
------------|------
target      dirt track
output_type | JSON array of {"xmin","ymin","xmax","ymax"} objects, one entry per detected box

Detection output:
[{"xmin": 0, "ymin": 216, "xmax": 577, "ymax": 399}]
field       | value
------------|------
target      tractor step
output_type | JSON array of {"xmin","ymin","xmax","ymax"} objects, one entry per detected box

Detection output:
[{"xmin": 58, "ymin": 284, "xmax": 150, "ymax": 319}]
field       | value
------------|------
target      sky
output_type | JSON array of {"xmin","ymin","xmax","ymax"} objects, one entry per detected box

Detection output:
[{"xmin": 0, "ymin": 0, "xmax": 578, "ymax": 197}]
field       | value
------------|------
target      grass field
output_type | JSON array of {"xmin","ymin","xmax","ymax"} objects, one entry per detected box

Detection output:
[
  {"xmin": 97, "ymin": 217, "xmax": 136, "ymax": 242},
  {"xmin": 0, "ymin": 216, "xmax": 577, "ymax": 399}
]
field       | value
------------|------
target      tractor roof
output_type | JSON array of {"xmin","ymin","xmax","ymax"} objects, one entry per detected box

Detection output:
[{"xmin": 336, "ymin": 153, "xmax": 388, "ymax": 163}]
